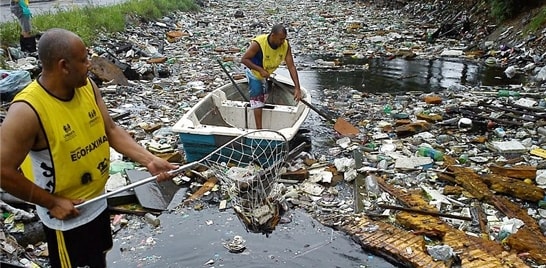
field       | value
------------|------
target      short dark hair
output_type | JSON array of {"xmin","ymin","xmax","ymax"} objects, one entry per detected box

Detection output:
[{"xmin": 270, "ymin": 24, "xmax": 287, "ymax": 35}]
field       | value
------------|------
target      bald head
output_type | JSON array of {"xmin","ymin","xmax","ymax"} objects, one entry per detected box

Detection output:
[
  {"xmin": 270, "ymin": 24, "xmax": 287, "ymax": 35},
  {"xmin": 38, "ymin": 28, "xmax": 84, "ymax": 70}
]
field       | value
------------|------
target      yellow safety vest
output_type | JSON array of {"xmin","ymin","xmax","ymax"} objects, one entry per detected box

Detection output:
[
  {"xmin": 13, "ymin": 78, "xmax": 110, "ymax": 230},
  {"xmin": 250, "ymin": 34, "xmax": 289, "ymax": 80}
]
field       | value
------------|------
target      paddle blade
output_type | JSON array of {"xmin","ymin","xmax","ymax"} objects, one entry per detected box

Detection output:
[{"xmin": 334, "ymin": 118, "xmax": 359, "ymax": 137}]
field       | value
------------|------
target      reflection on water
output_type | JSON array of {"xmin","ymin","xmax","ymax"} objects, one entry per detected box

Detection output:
[
  {"xmin": 276, "ymin": 57, "xmax": 523, "ymax": 155},
  {"xmin": 277, "ymin": 56, "xmax": 521, "ymax": 156},
  {"xmin": 295, "ymin": 57, "xmax": 523, "ymax": 94}
]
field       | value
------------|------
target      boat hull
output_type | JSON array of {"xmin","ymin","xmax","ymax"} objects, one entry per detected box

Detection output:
[
  {"xmin": 173, "ymin": 74, "xmax": 311, "ymax": 162},
  {"xmin": 181, "ymin": 132, "xmax": 293, "ymax": 163}
]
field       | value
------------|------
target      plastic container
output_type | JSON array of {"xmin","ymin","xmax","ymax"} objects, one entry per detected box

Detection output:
[
  {"xmin": 417, "ymin": 146, "xmax": 444, "ymax": 161},
  {"xmin": 458, "ymin": 118, "xmax": 472, "ymax": 130},
  {"xmin": 494, "ymin": 127, "xmax": 506, "ymax": 138}
]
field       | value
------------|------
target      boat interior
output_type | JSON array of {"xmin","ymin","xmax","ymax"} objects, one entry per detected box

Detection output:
[{"xmin": 190, "ymin": 81, "xmax": 307, "ymax": 130}]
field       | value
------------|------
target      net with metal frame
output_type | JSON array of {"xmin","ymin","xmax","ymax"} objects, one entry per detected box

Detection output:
[{"xmin": 202, "ymin": 130, "xmax": 289, "ymax": 235}]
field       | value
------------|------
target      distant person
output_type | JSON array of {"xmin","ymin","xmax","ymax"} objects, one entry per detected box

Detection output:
[
  {"xmin": 10, "ymin": 0, "xmax": 35, "ymax": 52},
  {"xmin": 241, "ymin": 24, "xmax": 302, "ymax": 129},
  {"xmin": 0, "ymin": 28, "xmax": 178, "ymax": 268}
]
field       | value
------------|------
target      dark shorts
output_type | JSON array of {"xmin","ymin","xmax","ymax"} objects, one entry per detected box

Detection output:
[
  {"xmin": 10, "ymin": 3, "xmax": 31, "ymax": 33},
  {"xmin": 43, "ymin": 209, "xmax": 113, "ymax": 268}
]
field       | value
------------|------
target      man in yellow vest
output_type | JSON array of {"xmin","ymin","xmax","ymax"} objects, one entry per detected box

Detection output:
[
  {"xmin": 0, "ymin": 28, "xmax": 178, "ymax": 268},
  {"xmin": 241, "ymin": 24, "xmax": 302, "ymax": 129}
]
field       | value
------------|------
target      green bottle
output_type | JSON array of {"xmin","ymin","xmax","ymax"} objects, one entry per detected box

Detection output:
[
  {"xmin": 383, "ymin": 104, "xmax": 392, "ymax": 115},
  {"xmin": 497, "ymin": 90, "xmax": 520, "ymax": 97},
  {"xmin": 458, "ymin": 154, "xmax": 469, "ymax": 164},
  {"xmin": 417, "ymin": 146, "xmax": 444, "ymax": 161}
]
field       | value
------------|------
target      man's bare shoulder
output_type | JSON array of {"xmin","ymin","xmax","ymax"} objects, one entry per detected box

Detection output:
[
  {"xmin": 2, "ymin": 101, "xmax": 44, "ymax": 147},
  {"xmin": 5, "ymin": 101, "xmax": 37, "ymax": 119}
]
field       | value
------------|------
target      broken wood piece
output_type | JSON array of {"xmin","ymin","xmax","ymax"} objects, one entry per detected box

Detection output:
[
  {"xmin": 155, "ymin": 151, "xmax": 183, "ymax": 163},
  {"xmin": 530, "ymin": 148, "xmax": 546, "ymax": 158},
  {"xmin": 279, "ymin": 168, "xmax": 309, "ymax": 182},
  {"xmin": 394, "ymin": 121, "xmax": 432, "ymax": 138},
  {"xmin": 318, "ymin": 215, "xmax": 444, "ymax": 268},
  {"xmin": 147, "ymin": 57, "xmax": 167, "ymax": 64},
  {"xmin": 480, "ymin": 101, "xmax": 546, "ymax": 119},
  {"xmin": 423, "ymin": 95, "xmax": 443, "ymax": 105},
  {"xmin": 184, "ymin": 177, "xmax": 218, "ymax": 205},
  {"xmin": 379, "ymin": 176, "xmax": 530, "ymax": 267},
  {"xmin": 459, "ymin": 107, "xmax": 523, "ymax": 127},
  {"xmin": 488, "ymin": 164, "xmax": 536, "ymax": 179},
  {"xmin": 416, "ymin": 113, "xmax": 443, "ymax": 122},
  {"xmin": 482, "ymin": 173, "xmax": 544, "ymax": 202},
  {"xmin": 471, "ymin": 203, "xmax": 490, "ymax": 240},
  {"xmin": 108, "ymin": 203, "xmax": 154, "ymax": 216},
  {"xmin": 490, "ymin": 195, "xmax": 546, "ymax": 265},
  {"xmin": 378, "ymin": 204, "xmax": 472, "ymax": 221},
  {"xmin": 442, "ymin": 185, "xmax": 464, "ymax": 195},
  {"xmin": 443, "ymin": 155, "xmax": 493, "ymax": 201}
]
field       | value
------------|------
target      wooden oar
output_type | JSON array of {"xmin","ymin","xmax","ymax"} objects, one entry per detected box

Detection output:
[
  {"xmin": 217, "ymin": 59, "xmax": 249, "ymax": 128},
  {"xmin": 217, "ymin": 59, "xmax": 249, "ymax": 102},
  {"xmin": 270, "ymin": 77, "xmax": 359, "ymax": 137}
]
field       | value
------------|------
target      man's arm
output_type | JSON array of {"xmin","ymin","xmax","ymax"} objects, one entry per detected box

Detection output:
[
  {"xmin": 0, "ymin": 102, "xmax": 81, "ymax": 219},
  {"xmin": 91, "ymin": 80, "xmax": 177, "ymax": 180},
  {"xmin": 241, "ymin": 41, "xmax": 269, "ymax": 78},
  {"xmin": 284, "ymin": 42, "xmax": 302, "ymax": 101}
]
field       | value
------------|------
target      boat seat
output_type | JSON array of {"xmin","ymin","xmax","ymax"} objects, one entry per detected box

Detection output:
[
  {"xmin": 218, "ymin": 100, "xmax": 300, "ymax": 129},
  {"xmin": 221, "ymin": 100, "xmax": 248, "ymax": 108}
]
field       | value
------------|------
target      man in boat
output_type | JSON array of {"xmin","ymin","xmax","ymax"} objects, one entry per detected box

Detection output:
[{"xmin": 241, "ymin": 24, "xmax": 302, "ymax": 129}]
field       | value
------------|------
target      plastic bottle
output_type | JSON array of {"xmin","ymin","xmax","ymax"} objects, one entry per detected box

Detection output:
[
  {"xmin": 497, "ymin": 90, "xmax": 520, "ymax": 97},
  {"xmin": 383, "ymin": 104, "xmax": 392, "ymax": 115},
  {"xmin": 377, "ymin": 159, "xmax": 388, "ymax": 170},
  {"xmin": 537, "ymin": 127, "xmax": 546, "ymax": 136},
  {"xmin": 144, "ymin": 213, "xmax": 160, "ymax": 227},
  {"xmin": 364, "ymin": 174, "xmax": 381, "ymax": 196},
  {"xmin": 458, "ymin": 153, "xmax": 469, "ymax": 164},
  {"xmin": 363, "ymin": 142, "xmax": 377, "ymax": 152},
  {"xmin": 417, "ymin": 146, "xmax": 444, "ymax": 161},
  {"xmin": 539, "ymin": 99, "xmax": 546, "ymax": 108}
]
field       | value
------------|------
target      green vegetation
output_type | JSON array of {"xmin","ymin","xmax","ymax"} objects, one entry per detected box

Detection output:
[
  {"xmin": 490, "ymin": 0, "xmax": 518, "ymax": 22},
  {"xmin": 0, "ymin": 0, "xmax": 199, "ymax": 46},
  {"xmin": 525, "ymin": 7, "xmax": 546, "ymax": 34},
  {"xmin": 489, "ymin": 0, "xmax": 542, "ymax": 22}
]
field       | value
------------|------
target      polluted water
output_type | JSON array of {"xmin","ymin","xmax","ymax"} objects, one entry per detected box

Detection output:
[{"xmin": 107, "ymin": 206, "xmax": 396, "ymax": 268}]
